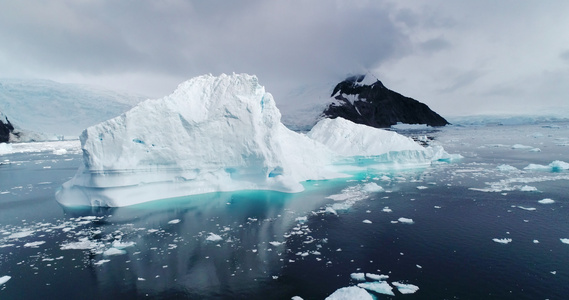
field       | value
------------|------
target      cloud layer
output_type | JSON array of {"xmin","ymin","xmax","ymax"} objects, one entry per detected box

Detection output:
[{"xmin": 1, "ymin": 0, "xmax": 568, "ymax": 116}]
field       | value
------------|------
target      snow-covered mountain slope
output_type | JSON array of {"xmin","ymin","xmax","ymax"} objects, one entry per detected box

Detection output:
[
  {"xmin": 56, "ymin": 73, "xmax": 455, "ymax": 207},
  {"xmin": 323, "ymin": 74, "xmax": 449, "ymax": 128},
  {"xmin": 0, "ymin": 79, "xmax": 146, "ymax": 136}
]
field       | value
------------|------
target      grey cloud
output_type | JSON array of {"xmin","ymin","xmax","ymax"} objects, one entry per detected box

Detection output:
[
  {"xmin": 560, "ymin": 50, "xmax": 569, "ymax": 62},
  {"xmin": 420, "ymin": 37, "xmax": 451, "ymax": 53},
  {"xmin": 439, "ymin": 70, "xmax": 485, "ymax": 93},
  {"xmin": 0, "ymin": 0, "xmax": 411, "ymax": 96}
]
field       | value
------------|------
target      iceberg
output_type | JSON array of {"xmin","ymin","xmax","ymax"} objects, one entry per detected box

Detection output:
[{"xmin": 57, "ymin": 73, "xmax": 452, "ymax": 207}]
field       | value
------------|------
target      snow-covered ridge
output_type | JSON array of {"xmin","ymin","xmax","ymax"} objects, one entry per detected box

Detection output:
[
  {"xmin": 56, "ymin": 73, "xmax": 454, "ymax": 207},
  {"xmin": 0, "ymin": 79, "xmax": 146, "ymax": 136}
]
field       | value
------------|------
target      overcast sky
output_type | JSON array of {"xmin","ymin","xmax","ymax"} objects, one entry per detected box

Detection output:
[{"xmin": 1, "ymin": 0, "xmax": 568, "ymax": 117}]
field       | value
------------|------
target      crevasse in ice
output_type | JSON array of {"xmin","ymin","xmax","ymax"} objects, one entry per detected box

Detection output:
[{"xmin": 56, "ymin": 73, "xmax": 453, "ymax": 207}]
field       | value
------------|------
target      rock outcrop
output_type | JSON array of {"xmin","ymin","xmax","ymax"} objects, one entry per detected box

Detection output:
[
  {"xmin": 322, "ymin": 75, "xmax": 449, "ymax": 128},
  {"xmin": 0, "ymin": 112, "xmax": 15, "ymax": 143}
]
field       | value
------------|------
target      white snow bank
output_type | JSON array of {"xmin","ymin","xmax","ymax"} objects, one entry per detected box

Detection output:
[
  {"xmin": 325, "ymin": 286, "xmax": 373, "ymax": 300},
  {"xmin": 56, "ymin": 74, "xmax": 455, "ymax": 207}
]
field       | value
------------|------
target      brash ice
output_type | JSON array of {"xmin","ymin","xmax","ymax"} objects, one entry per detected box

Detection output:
[{"xmin": 56, "ymin": 74, "xmax": 455, "ymax": 207}]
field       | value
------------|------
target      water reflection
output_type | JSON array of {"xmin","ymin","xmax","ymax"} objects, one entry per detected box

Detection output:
[{"xmin": 60, "ymin": 187, "xmax": 337, "ymax": 298}]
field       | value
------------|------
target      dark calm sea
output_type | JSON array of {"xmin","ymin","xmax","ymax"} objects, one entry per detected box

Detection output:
[{"xmin": 1, "ymin": 122, "xmax": 569, "ymax": 299}]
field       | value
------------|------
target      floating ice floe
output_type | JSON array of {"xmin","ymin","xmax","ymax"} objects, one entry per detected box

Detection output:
[
  {"xmin": 56, "ymin": 73, "xmax": 456, "ymax": 207},
  {"xmin": 517, "ymin": 206, "xmax": 536, "ymax": 211},
  {"xmin": 392, "ymin": 282, "xmax": 420, "ymax": 294},
  {"xmin": 538, "ymin": 198, "xmax": 555, "ymax": 204},
  {"xmin": 325, "ymin": 286, "xmax": 373, "ymax": 300},
  {"xmin": 357, "ymin": 281, "xmax": 395, "ymax": 296},
  {"xmin": 492, "ymin": 238, "xmax": 513, "ymax": 244},
  {"xmin": 362, "ymin": 220, "xmax": 372, "ymax": 224},
  {"xmin": 23, "ymin": 241, "xmax": 46, "ymax": 248},
  {"xmin": 0, "ymin": 275, "xmax": 11, "ymax": 285},
  {"xmin": 524, "ymin": 160, "xmax": 569, "ymax": 172},
  {"xmin": 366, "ymin": 273, "xmax": 389, "ymax": 281},
  {"xmin": 398, "ymin": 217, "xmax": 414, "ymax": 224},
  {"xmin": 167, "ymin": 219, "xmax": 181, "ymax": 224},
  {"xmin": 93, "ymin": 259, "xmax": 111, "ymax": 266},
  {"xmin": 103, "ymin": 248, "xmax": 127, "ymax": 256},
  {"xmin": 350, "ymin": 273, "xmax": 366, "ymax": 281},
  {"xmin": 560, "ymin": 238, "xmax": 569, "ymax": 244},
  {"xmin": 206, "ymin": 233, "xmax": 223, "ymax": 242}
]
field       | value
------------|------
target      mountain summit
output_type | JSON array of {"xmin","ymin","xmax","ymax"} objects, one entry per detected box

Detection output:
[{"xmin": 321, "ymin": 74, "xmax": 449, "ymax": 128}]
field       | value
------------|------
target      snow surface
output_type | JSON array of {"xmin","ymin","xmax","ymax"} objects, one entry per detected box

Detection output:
[
  {"xmin": 325, "ymin": 286, "xmax": 373, "ymax": 300},
  {"xmin": 0, "ymin": 79, "xmax": 145, "ymax": 136},
  {"xmin": 57, "ymin": 73, "xmax": 454, "ymax": 207}
]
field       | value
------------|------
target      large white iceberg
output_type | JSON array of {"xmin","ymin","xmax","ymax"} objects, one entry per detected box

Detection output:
[{"xmin": 57, "ymin": 73, "xmax": 451, "ymax": 207}]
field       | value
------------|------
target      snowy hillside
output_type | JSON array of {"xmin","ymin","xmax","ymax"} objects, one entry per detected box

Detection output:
[{"xmin": 0, "ymin": 79, "xmax": 146, "ymax": 136}]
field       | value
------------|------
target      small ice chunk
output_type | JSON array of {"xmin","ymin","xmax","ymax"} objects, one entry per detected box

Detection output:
[
  {"xmin": 492, "ymin": 238, "xmax": 512, "ymax": 244},
  {"xmin": 362, "ymin": 182, "xmax": 384, "ymax": 192},
  {"xmin": 538, "ymin": 198, "xmax": 555, "ymax": 204},
  {"xmin": 357, "ymin": 281, "xmax": 394, "ymax": 296},
  {"xmin": 23, "ymin": 241, "xmax": 46, "ymax": 248},
  {"xmin": 325, "ymin": 286, "xmax": 373, "ymax": 300},
  {"xmin": 560, "ymin": 238, "xmax": 569, "ymax": 244},
  {"xmin": 362, "ymin": 219, "xmax": 372, "ymax": 224},
  {"xmin": 533, "ymin": 240, "xmax": 539, "ymax": 243},
  {"xmin": 0, "ymin": 275, "xmax": 11, "ymax": 285},
  {"xmin": 350, "ymin": 272, "xmax": 366, "ymax": 281},
  {"xmin": 167, "ymin": 219, "xmax": 180, "ymax": 224},
  {"xmin": 269, "ymin": 241, "xmax": 283, "ymax": 246},
  {"xmin": 93, "ymin": 259, "xmax": 111, "ymax": 266},
  {"xmin": 138, "ymin": 277, "xmax": 146, "ymax": 281},
  {"xmin": 112, "ymin": 240, "xmax": 136, "ymax": 249},
  {"xmin": 519, "ymin": 185, "xmax": 537, "ymax": 192},
  {"xmin": 416, "ymin": 186, "xmax": 428, "ymax": 190},
  {"xmin": 398, "ymin": 217, "xmax": 414, "ymax": 224},
  {"xmin": 206, "ymin": 233, "xmax": 223, "ymax": 242},
  {"xmin": 382, "ymin": 207, "xmax": 392, "ymax": 213},
  {"xmin": 392, "ymin": 282, "xmax": 419, "ymax": 294},
  {"xmin": 295, "ymin": 216, "xmax": 308, "ymax": 223},
  {"xmin": 517, "ymin": 206, "xmax": 536, "ymax": 211},
  {"xmin": 103, "ymin": 248, "xmax": 127, "ymax": 256}
]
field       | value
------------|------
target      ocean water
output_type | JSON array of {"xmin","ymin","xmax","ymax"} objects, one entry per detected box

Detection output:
[{"xmin": 1, "ymin": 122, "xmax": 569, "ymax": 299}]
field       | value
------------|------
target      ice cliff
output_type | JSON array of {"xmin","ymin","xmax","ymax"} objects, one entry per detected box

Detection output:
[{"xmin": 57, "ymin": 74, "xmax": 452, "ymax": 207}]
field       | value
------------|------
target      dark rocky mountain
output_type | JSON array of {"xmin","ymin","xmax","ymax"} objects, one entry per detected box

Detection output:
[
  {"xmin": 1, "ymin": 112, "xmax": 16, "ymax": 143},
  {"xmin": 321, "ymin": 75, "xmax": 449, "ymax": 128}
]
